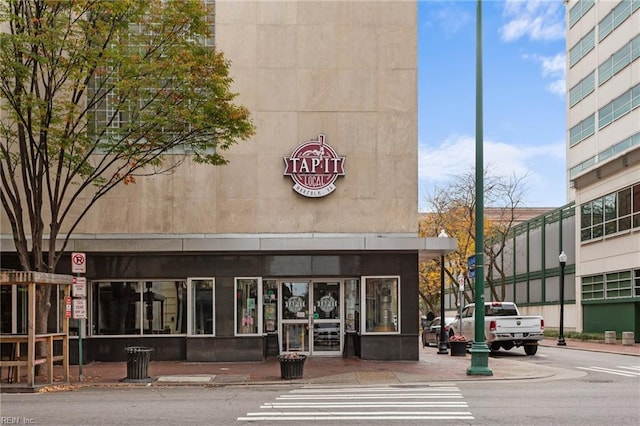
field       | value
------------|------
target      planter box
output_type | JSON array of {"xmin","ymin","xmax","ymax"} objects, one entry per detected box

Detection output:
[
  {"xmin": 278, "ymin": 355, "xmax": 306, "ymax": 379},
  {"xmin": 449, "ymin": 341, "xmax": 467, "ymax": 356}
]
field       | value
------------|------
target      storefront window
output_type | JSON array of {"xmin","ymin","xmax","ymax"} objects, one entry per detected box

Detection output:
[
  {"xmin": 235, "ymin": 278, "xmax": 261, "ymax": 335},
  {"xmin": 344, "ymin": 279, "xmax": 360, "ymax": 332},
  {"xmin": 92, "ymin": 280, "xmax": 187, "ymax": 335},
  {"xmin": 362, "ymin": 276, "xmax": 400, "ymax": 333},
  {"xmin": 142, "ymin": 281, "xmax": 187, "ymax": 335},
  {"xmin": 93, "ymin": 281, "xmax": 138, "ymax": 335},
  {"xmin": 190, "ymin": 278, "xmax": 214, "ymax": 335},
  {"xmin": 263, "ymin": 280, "xmax": 278, "ymax": 333}
]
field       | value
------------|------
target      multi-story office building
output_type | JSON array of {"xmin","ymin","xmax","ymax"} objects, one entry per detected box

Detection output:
[
  {"xmin": 1, "ymin": 1, "xmax": 457, "ymax": 362},
  {"xmin": 565, "ymin": 0, "xmax": 639, "ymax": 335}
]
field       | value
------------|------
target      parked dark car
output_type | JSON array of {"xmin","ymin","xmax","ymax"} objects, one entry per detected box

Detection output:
[{"xmin": 422, "ymin": 316, "xmax": 456, "ymax": 347}]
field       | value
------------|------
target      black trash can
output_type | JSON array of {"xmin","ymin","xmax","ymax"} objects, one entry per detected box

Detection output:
[
  {"xmin": 121, "ymin": 346, "xmax": 154, "ymax": 383},
  {"xmin": 278, "ymin": 354, "xmax": 306, "ymax": 379}
]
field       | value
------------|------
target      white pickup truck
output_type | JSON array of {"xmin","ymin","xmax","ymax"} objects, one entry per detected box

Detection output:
[{"xmin": 448, "ymin": 301, "xmax": 544, "ymax": 355}]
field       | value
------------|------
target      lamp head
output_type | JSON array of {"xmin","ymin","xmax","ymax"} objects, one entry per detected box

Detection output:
[
  {"xmin": 438, "ymin": 229, "xmax": 448, "ymax": 238},
  {"xmin": 559, "ymin": 251, "xmax": 567, "ymax": 264}
]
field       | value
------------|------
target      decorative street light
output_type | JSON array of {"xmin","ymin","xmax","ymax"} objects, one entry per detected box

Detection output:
[
  {"xmin": 467, "ymin": 0, "xmax": 492, "ymax": 376},
  {"xmin": 438, "ymin": 230, "xmax": 449, "ymax": 355},
  {"xmin": 557, "ymin": 251, "xmax": 567, "ymax": 346}
]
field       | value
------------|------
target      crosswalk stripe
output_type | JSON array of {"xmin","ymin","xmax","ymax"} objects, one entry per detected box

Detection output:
[
  {"xmin": 263, "ymin": 403, "xmax": 468, "ymax": 409},
  {"xmin": 291, "ymin": 386, "xmax": 459, "ymax": 393},
  {"xmin": 247, "ymin": 411, "xmax": 472, "ymax": 416},
  {"xmin": 576, "ymin": 366, "xmax": 640, "ymax": 377},
  {"xmin": 238, "ymin": 384, "xmax": 473, "ymax": 421},
  {"xmin": 238, "ymin": 415, "xmax": 475, "ymax": 421},
  {"xmin": 618, "ymin": 366, "xmax": 640, "ymax": 372},
  {"xmin": 278, "ymin": 394, "xmax": 462, "ymax": 400}
]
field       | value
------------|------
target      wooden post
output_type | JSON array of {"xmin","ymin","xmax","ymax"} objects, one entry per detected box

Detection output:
[{"xmin": 27, "ymin": 281, "xmax": 36, "ymax": 387}]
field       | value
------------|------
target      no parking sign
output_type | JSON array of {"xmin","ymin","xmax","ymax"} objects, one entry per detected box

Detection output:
[{"xmin": 71, "ymin": 252, "xmax": 86, "ymax": 274}]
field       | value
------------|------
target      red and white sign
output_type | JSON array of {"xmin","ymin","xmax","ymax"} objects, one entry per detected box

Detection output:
[
  {"xmin": 72, "ymin": 276, "xmax": 87, "ymax": 298},
  {"xmin": 284, "ymin": 134, "xmax": 345, "ymax": 198},
  {"xmin": 71, "ymin": 252, "xmax": 86, "ymax": 274},
  {"xmin": 65, "ymin": 296, "xmax": 72, "ymax": 319}
]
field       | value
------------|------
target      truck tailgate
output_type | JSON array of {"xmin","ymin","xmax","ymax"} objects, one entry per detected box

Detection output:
[{"xmin": 494, "ymin": 317, "xmax": 542, "ymax": 336}]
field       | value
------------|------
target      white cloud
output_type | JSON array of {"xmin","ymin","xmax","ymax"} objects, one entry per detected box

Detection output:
[
  {"xmin": 424, "ymin": 1, "xmax": 473, "ymax": 37},
  {"xmin": 500, "ymin": 0, "xmax": 565, "ymax": 42},
  {"xmin": 524, "ymin": 52, "xmax": 566, "ymax": 97},
  {"xmin": 419, "ymin": 134, "xmax": 563, "ymax": 180},
  {"xmin": 418, "ymin": 134, "xmax": 566, "ymax": 207},
  {"xmin": 524, "ymin": 52, "xmax": 567, "ymax": 97}
]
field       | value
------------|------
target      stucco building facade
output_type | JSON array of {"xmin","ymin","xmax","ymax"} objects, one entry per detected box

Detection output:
[
  {"xmin": 565, "ymin": 0, "xmax": 639, "ymax": 336},
  {"xmin": 1, "ymin": 1, "xmax": 457, "ymax": 362}
]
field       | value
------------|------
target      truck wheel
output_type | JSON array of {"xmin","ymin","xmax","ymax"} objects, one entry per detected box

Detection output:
[{"xmin": 524, "ymin": 344, "xmax": 538, "ymax": 355}]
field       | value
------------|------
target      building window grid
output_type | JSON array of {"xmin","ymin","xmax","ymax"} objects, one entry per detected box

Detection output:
[
  {"xmin": 580, "ymin": 183, "xmax": 640, "ymax": 242},
  {"xmin": 570, "ymin": 71, "xmax": 595, "ymax": 107},
  {"xmin": 598, "ymin": 34, "xmax": 640, "ymax": 86},
  {"xmin": 570, "ymin": 0, "xmax": 595, "ymax": 28},
  {"xmin": 598, "ymin": 84, "xmax": 640, "ymax": 129},
  {"xmin": 581, "ymin": 275, "xmax": 604, "ymax": 300},
  {"xmin": 570, "ymin": 132, "xmax": 640, "ymax": 178},
  {"xmin": 582, "ymin": 270, "xmax": 638, "ymax": 301},
  {"xmin": 90, "ymin": 3, "xmax": 216, "ymax": 149},
  {"xmin": 605, "ymin": 272, "xmax": 633, "ymax": 298},
  {"xmin": 598, "ymin": 0, "xmax": 637, "ymax": 42},
  {"xmin": 570, "ymin": 28, "xmax": 595, "ymax": 68},
  {"xmin": 569, "ymin": 114, "xmax": 595, "ymax": 146}
]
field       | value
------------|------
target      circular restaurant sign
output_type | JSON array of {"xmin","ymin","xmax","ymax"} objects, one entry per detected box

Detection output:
[{"xmin": 283, "ymin": 134, "xmax": 345, "ymax": 198}]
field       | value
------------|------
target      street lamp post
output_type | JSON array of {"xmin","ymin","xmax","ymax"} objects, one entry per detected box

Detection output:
[
  {"xmin": 438, "ymin": 230, "xmax": 449, "ymax": 355},
  {"xmin": 467, "ymin": 0, "xmax": 492, "ymax": 376},
  {"xmin": 557, "ymin": 251, "xmax": 567, "ymax": 346}
]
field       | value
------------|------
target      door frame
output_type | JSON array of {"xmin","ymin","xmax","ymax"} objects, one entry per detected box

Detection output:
[{"xmin": 278, "ymin": 279, "xmax": 344, "ymax": 356}]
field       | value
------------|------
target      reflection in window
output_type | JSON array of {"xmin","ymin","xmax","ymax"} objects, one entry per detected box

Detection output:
[
  {"xmin": 344, "ymin": 279, "xmax": 360, "ymax": 332},
  {"xmin": 141, "ymin": 281, "xmax": 186, "ymax": 335},
  {"xmin": 0, "ymin": 285, "xmax": 27, "ymax": 334},
  {"xmin": 92, "ymin": 280, "xmax": 186, "ymax": 335},
  {"xmin": 281, "ymin": 282, "xmax": 309, "ymax": 320},
  {"xmin": 236, "ymin": 278, "xmax": 260, "ymax": 335},
  {"xmin": 263, "ymin": 280, "xmax": 277, "ymax": 333},
  {"xmin": 191, "ymin": 279, "xmax": 214, "ymax": 335},
  {"xmin": 363, "ymin": 277, "xmax": 399, "ymax": 333},
  {"xmin": 580, "ymin": 183, "xmax": 640, "ymax": 241}
]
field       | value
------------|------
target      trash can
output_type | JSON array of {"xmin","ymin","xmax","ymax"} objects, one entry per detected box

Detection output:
[
  {"xmin": 278, "ymin": 354, "xmax": 306, "ymax": 379},
  {"xmin": 121, "ymin": 346, "xmax": 154, "ymax": 383}
]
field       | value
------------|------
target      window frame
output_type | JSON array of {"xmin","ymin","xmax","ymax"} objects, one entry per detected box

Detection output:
[
  {"xmin": 361, "ymin": 275, "xmax": 401, "ymax": 335},
  {"xmin": 187, "ymin": 277, "xmax": 215, "ymax": 336},
  {"xmin": 234, "ymin": 277, "xmax": 263, "ymax": 337}
]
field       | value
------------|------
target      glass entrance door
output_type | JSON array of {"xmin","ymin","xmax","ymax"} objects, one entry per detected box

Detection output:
[
  {"xmin": 311, "ymin": 282, "xmax": 341, "ymax": 355},
  {"xmin": 280, "ymin": 280, "xmax": 342, "ymax": 356},
  {"xmin": 281, "ymin": 281, "xmax": 310, "ymax": 353}
]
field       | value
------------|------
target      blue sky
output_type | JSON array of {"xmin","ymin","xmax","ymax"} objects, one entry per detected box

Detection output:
[{"xmin": 418, "ymin": 0, "xmax": 567, "ymax": 210}]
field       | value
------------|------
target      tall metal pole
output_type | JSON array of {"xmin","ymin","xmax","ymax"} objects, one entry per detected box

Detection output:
[
  {"xmin": 437, "ymin": 254, "xmax": 448, "ymax": 354},
  {"xmin": 467, "ymin": 0, "xmax": 492, "ymax": 376},
  {"xmin": 557, "ymin": 251, "xmax": 567, "ymax": 346},
  {"xmin": 437, "ymin": 230, "xmax": 449, "ymax": 354}
]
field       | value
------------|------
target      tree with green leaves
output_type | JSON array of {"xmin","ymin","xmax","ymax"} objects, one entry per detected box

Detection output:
[{"xmin": 0, "ymin": 0, "xmax": 254, "ymax": 353}]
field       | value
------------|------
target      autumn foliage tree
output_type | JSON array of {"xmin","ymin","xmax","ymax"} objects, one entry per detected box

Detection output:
[
  {"xmin": 0, "ymin": 0, "xmax": 254, "ymax": 354},
  {"xmin": 418, "ymin": 169, "xmax": 527, "ymax": 315}
]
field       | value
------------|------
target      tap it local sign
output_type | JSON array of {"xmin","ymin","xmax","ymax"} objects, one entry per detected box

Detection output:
[{"xmin": 283, "ymin": 134, "xmax": 345, "ymax": 197}]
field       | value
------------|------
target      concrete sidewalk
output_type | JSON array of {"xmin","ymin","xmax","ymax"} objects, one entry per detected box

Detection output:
[{"xmin": 3, "ymin": 338, "xmax": 638, "ymax": 392}]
